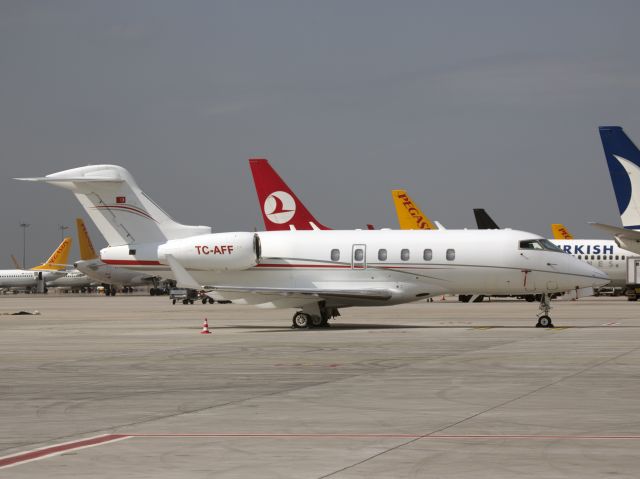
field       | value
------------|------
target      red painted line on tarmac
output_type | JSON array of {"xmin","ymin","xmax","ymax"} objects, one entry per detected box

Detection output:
[
  {"xmin": 0, "ymin": 434, "xmax": 130, "ymax": 469},
  {"xmin": 127, "ymin": 433, "xmax": 640, "ymax": 440}
]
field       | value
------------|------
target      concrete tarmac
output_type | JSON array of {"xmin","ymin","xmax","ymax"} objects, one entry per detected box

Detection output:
[{"xmin": 1, "ymin": 295, "xmax": 639, "ymax": 478}]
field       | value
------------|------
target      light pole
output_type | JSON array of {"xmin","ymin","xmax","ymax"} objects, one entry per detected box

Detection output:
[
  {"xmin": 19, "ymin": 222, "xmax": 30, "ymax": 269},
  {"xmin": 59, "ymin": 224, "xmax": 69, "ymax": 242}
]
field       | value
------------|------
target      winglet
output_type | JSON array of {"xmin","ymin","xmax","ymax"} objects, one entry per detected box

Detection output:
[
  {"xmin": 551, "ymin": 224, "xmax": 574, "ymax": 240},
  {"xmin": 165, "ymin": 254, "xmax": 201, "ymax": 290},
  {"xmin": 391, "ymin": 190, "xmax": 437, "ymax": 230},
  {"xmin": 31, "ymin": 237, "xmax": 72, "ymax": 271},
  {"xmin": 249, "ymin": 159, "xmax": 330, "ymax": 231}
]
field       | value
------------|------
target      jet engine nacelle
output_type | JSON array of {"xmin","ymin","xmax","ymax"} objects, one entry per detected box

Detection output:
[{"xmin": 157, "ymin": 232, "xmax": 260, "ymax": 271}]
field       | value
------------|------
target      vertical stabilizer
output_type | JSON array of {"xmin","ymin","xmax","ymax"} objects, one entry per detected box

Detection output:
[
  {"xmin": 473, "ymin": 209, "xmax": 500, "ymax": 229},
  {"xmin": 599, "ymin": 126, "xmax": 640, "ymax": 230},
  {"xmin": 249, "ymin": 159, "xmax": 330, "ymax": 231},
  {"xmin": 10, "ymin": 254, "xmax": 21, "ymax": 269},
  {"xmin": 76, "ymin": 218, "xmax": 99, "ymax": 260},
  {"xmin": 551, "ymin": 224, "xmax": 574, "ymax": 240},
  {"xmin": 391, "ymin": 190, "xmax": 437, "ymax": 230},
  {"xmin": 17, "ymin": 165, "xmax": 211, "ymax": 246},
  {"xmin": 31, "ymin": 237, "xmax": 72, "ymax": 271}
]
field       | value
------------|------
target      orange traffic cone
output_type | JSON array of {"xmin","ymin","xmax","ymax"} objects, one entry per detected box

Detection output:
[{"xmin": 200, "ymin": 318, "xmax": 211, "ymax": 334}]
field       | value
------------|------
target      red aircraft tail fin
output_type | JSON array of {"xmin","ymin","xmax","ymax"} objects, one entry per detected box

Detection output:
[{"xmin": 249, "ymin": 159, "xmax": 330, "ymax": 231}]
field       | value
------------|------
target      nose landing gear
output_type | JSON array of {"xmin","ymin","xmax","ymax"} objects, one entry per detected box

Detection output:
[{"xmin": 536, "ymin": 293, "xmax": 554, "ymax": 328}]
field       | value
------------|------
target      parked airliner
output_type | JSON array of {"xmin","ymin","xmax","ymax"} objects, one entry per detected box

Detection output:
[
  {"xmin": 0, "ymin": 238, "xmax": 71, "ymax": 291},
  {"xmin": 19, "ymin": 165, "xmax": 608, "ymax": 328}
]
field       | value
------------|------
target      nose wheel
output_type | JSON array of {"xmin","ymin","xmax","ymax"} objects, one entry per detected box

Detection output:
[{"xmin": 535, "ymin": 294, "xmax": 554, "ymax": 328}]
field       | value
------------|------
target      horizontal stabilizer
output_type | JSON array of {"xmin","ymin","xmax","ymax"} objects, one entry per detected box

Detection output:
[{"xmin": 589, "ymin": 222, "xmax": 640, "ymax": 240}]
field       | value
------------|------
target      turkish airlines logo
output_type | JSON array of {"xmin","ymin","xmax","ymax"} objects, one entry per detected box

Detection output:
[{"xmin": 263, "ymin": 191, "xmax": 296, "ymax": 224}]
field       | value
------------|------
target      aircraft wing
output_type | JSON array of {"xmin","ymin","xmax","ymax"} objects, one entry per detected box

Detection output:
[
  {"xmin": 589, "ymin": 222, "xmax": 640, "ymax": 241},
  {"xmin": 205, "ymin": 285, "xmax": 393, "ymax": 302}
]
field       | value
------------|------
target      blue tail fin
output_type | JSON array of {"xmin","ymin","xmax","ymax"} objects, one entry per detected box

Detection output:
[{"xmin": 599, "ymin": 126, "xmax": 640, "ymax": 229}]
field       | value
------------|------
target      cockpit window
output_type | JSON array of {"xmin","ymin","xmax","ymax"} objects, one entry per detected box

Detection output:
[
  {"xmin": 538, "ymin": 239, "xmax": 564, "ymax": 253},
  {"xmin": 519, "ymin": 240, "xmax": 544, "ymax": 250},
  {"xmin": 519, "ymin": 239, "xmax": 565, "ymax": 253}
]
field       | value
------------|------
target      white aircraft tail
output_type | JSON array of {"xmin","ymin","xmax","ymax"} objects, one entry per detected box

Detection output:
[{"xmin": 18, "ymin": 165, "xmax": 211, "ymax": 246}]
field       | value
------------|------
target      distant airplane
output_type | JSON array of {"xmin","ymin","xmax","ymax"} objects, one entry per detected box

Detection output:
[
  {"xmin": 590, "ymin": 126, "xmax": 640, "ymax": 255},
  {"xmin": 551, "ymin": 224, "xmax": 574, "ymax": 240},
  {"xmin": 249, "ymin": 158, "xmax": 330, "ymax": 231},
  {"xmin": 20, "ymin": 164, "xmax": 608, "ymax": 328},
  {"xmin": 0, "ymin": 238, "xmax": 71, "ymax": 291},
  {"xmin": 391, "ymin": 190, "xmax": 437, "ymax": 230},
  {"xmin": 72, "ymin": 218, "xmax": 159, "ymax": 295}
]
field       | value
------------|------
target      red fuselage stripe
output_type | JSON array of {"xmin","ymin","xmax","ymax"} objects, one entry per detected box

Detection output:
[{"xmin": 0, "ymin": 435, "xmax": 129, "ymax": 468}]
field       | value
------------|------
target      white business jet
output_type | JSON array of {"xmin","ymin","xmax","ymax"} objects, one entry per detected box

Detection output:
[{"xmin": 18, "ymin": 165, "xmax": 608, "ymax": 328}]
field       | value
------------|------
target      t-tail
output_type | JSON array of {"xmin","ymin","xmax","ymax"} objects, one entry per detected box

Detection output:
[
  {"xmin": 599, "ymin": 126, "xmax": 640, "ymax": 230},
  {"xmin": 76, "ymin": 218, "xmax": 99, "ymax": 260},
  {"xmin": 31, "ymin": 237, "xmax": 72, "ymax": 271},
  {"xmin": 391, "ymin": 190, "xmax": 437, "ymax": 230},
  {"xmin": 249, "ymin": 158, "xmax": 330, "ymax": 231},
  {"xmin": 551, "ymin": 223, "xmax": 574, "ymax": 240},
  {"xmin": 17, "ymin": 165, "xmax": 211, "ymax": 246}
]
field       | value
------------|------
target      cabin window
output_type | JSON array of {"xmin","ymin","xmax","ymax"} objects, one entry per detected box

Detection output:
[
  {"xmin": 330, "ymin": 249, "xmax": 340, "ymax": 261},
  {"xmin": 354, "ymin": 248, "xmax": 364, "ymax": 262},
  {"xmin": 597, "ymin": 255, "xmax": 601, "ymax": 260},
  {"xmin": 129, "ymin": 249, "xmax": 136, "ymax": 255},
  {"xmin": 401, "ymin": 249, "xmax": 410, "ymax": 261},
  {"xmin": 378, "ymin": 249, "xmax": 387, "ymax": 261},
  {"xmin": 615, "ymin": 255, "xmax": 619, "ymax": 260},
  {"xmin": 578, "ymin": 255, "xmax": 582, "ymax": 260},
  {"xmin": 446, "ymin": 249, "xmax": 455, "ymax": 261},
  {"xmin": 423, "ymin": 249, "xmax": 433, "ymax": 261},
  {"xmin": 622, "ymin": 255, "xmax": 626, "ymax": 260}
]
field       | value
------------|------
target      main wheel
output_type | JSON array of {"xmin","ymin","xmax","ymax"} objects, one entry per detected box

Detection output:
[
  {"xmin": 310, "ymin": 315, "xmax": 323, "ymax": 327},
  {"xmin": 292, "ymin": 312, "xmax": 310, "ymax": 329},
  {"xmin": 536, "ymin": 315, "xmax": 554, "ymax": 328}
]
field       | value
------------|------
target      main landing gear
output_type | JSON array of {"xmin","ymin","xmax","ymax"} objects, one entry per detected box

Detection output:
[
  {"xmin": 535, "ymin": 293, "xmax": 554, "ymax": 328},
  {"xmin": 291, "ymin": 302, "xmax": 340, "ymax": 329}
]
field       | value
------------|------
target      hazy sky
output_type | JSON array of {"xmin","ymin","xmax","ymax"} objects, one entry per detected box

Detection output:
[{"xmin": 2, "ymin": 1, "xmax": 640, "ymax": 267}]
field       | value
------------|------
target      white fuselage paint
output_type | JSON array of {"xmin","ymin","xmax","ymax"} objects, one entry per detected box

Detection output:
[
  {"xmin": 0, "ymin": 270, "xmax": 63, "ymax": 289},
  {"xmin": 101, "ymin": 229, "xmax": 608, "ymax": 309},
  {"xmin": 46, "ymin": 269, "xmax": 94, "ymax": 288},
  {"xmin": 74, "ymin": 259, "xmax": 154, "ymax": 287},
  {"xmin": 550, "ymin": 239, "xmax": 635, "ymax": 287}
]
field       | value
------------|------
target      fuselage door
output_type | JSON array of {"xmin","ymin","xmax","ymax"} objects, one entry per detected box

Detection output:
[{"xmin": 352, "ymin": 244, "xmax": 366, "ymax": 270}]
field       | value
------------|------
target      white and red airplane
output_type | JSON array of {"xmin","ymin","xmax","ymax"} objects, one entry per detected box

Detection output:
[{"xmin": 19, "ymin": 164, "xmax": 608, "ymax": 328}]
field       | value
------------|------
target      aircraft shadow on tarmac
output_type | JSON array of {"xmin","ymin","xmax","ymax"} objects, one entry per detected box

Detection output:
[{"xmin": 177, "ymin": 323, "xmax": 640, "ymax": 332}]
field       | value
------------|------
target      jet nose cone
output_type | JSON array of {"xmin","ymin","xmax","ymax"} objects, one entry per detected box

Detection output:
[{"xmin": 574, "ymin": 260, "xmax": 610, "ymax": 288}]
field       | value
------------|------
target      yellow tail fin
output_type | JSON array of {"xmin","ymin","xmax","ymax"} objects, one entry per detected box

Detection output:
[
  {"xmin": 551, "ymin": 224, "xmax": 574, "ymax": 240},
  {"xmin": 31, "ymin": 237, "xmax": 72, "ymax": 271},
  {"xmin": 76, "ymin": 218, "xmax": 98, "ymax": 260},
  {"xmin": 392, "ymin": 190, "xmax": 437, "ymax": 230}
]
